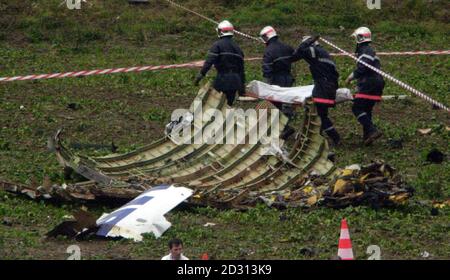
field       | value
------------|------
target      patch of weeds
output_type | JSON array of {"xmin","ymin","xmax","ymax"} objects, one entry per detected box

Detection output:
[
  {"xmin": 164, "ymin": 49, "xmax": 179, "ymax": 61},
  {"xmin": 144, "ymin": 107, "xmax": 170, "ymax": 123},
  {"xmin": 0, "ymin": 138, "xmax": 10, "ymax": 151},
  {"xmin": 413, "ymin": 164, "xmax": 450, "ymax": 200},
  {"xmin": 25, "ymin": 27, "xmax": 46, "ymax": 43}
]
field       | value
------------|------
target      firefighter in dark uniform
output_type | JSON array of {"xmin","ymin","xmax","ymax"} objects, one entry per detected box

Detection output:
[
  {"xmin": 345, "ymin": 27, "xmax": 384, "ymax": 145},
  {"xmin": 259, "ymin": 26, "xmax": 297, "ymax": 140},
  {"xmin": 292, "ymin": 35, "xmax": 341, "ymax": 146},
  {"xmin": 195, "ymin": 20, "xmax": 245, "ymax": 106}
]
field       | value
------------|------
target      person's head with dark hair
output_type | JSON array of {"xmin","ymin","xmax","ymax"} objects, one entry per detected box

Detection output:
[
  {"xmin": 168, "ymin": 238, "xmax": 183, "ymax": 249},
  {"xmin": 167, "ymin": 238, "xmax": 184, "ymax": 260}
]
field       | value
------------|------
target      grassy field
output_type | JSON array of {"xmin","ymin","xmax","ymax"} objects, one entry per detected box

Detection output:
[{"xmin": 0, "ymin": 0, "xmax": 449, "ymax": 259}]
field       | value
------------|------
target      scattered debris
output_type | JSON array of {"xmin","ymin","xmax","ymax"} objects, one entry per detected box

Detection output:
[
  {"xmin": 387, "ymin": 138, "xmax": 403, "ymax": 149},
  {"xmin": 426, "ymin": 149, "xmax": 445, "ymax": 164},
  {"xmin": 256, "ymin": 161, "xmax": 414, "ymax": 209},
  {"xmin": 47, "ymin": 209, "xmax": 98, "ymax": 239},
  {"xmin": 432, "ymin": 199, "xmax": 450, "ymax": 209},
  {"xmin": 238, "ymin": 248, "xmax": 255, "ymax": 259},
  {"xmin": 299, "ymin": 247, "xmax": 316, "ymax": 257},
  {"xmin": 67, "ymin": 103, "xmax": 81, "ymax": 111},
  {"xmin": 2, "ymin": 217, "xmax": 13, "ymax": 227},
  {"xmin": 418, "ymin": 128, "xmax": 432, "ymax": 135},
  {"xmin": 430, "ymin": 208, "xmax": 439, "ymax": 216},
  {"xmin": 279, "ymin": 213, "xmax": 288, "ymax": 222},
  {"xmin": 0, "ymin": 160, "xmax": 414, "ymax": 211},
  {"xmin": 203, "ymin": 222, "xmax": 216, "ymax": 227}
]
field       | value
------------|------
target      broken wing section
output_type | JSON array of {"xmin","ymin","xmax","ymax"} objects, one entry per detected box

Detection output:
[{"xmin": 96, "ymin": 184, "xmax": 193, "ymax": 241}]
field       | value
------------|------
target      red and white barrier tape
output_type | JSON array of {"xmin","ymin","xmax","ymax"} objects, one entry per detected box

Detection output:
[
  {"xmin": 1, "ymin": 51, "xmax": 448, "ymax": 83},
  {"xmin": 332, "ymin": 50, "xmax": 450, "ymax": 56},
  {"xmin": 0, "ymin": 61, "xmax": 204, "ymax": 82}
]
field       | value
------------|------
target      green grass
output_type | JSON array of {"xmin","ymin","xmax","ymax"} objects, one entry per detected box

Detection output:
[{"xmin": 0, "ymin": 0, "xmax": 449, "ymax": 259}]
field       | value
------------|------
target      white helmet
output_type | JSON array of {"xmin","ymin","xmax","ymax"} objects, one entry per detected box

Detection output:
[
  {"xmin": 216, "ymin": 20, "xmax": 234, "ymax": 37},
  {"xmin": 351, "ymin": 27, "xmax": 372, "ymax": 44},
  {"xmin": 259, "ymin": 26, "xmax": 278, "ymax": 43}
]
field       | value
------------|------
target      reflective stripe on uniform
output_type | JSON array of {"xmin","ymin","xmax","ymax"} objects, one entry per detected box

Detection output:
[
  {"xmin": 318, "ymin": 58, "xmax": 336, "ymax": 67},
  {"xmin": 273, "ymin": 55, "xmax": 292, "ymax": 63},
  {"xmin": 219, "ymin": 52, "xmax": 244, "ymax": 60},
  {"xmin": 310, "ymin": 47, "xmax": 316, "ymax": 58},
  {"xmin": 357, "ymin": 54, "xmax": 380, "ymax": 62},
  {"xmin": 313, "ymin": 97, "xmax": 335, "ymax": 105},
  {"xmin": 263, "ymin": 55, "xmax": 292, "ymax": 66},
  {"xmin": 355, "ymin": 93, "xmax": 382, "ymax": 101},
  {"xmin": 356, "ymin": 112, "xmax": 367, "ymax": 120}
]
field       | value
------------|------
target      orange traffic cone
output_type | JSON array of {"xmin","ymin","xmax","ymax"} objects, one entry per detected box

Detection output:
[
  {"xmin": 337, "ymin": 218, "xmax": 354, "ymax": 260},
  {"xmin": 201, "ymin": 252, "xmax": 209, "ymax": 260}
]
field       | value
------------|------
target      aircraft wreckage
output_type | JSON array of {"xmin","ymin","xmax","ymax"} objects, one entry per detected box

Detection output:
[{"xmin": 1, "ymin": 84, "xmax": 412, "ymax": 209}]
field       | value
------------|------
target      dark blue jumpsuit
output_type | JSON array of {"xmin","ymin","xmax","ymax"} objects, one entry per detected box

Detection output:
[
  {"xmin": 200, "ymin": 36, "xmax": 245, "ymax": 106},
  {"xmin": 351, "ymin": 42, "xmax": 385, "ymax": 138},
  {"xmin": 292, "ymin": 38, "xmax": 341, "ymax": 145},
  {"xmin": 262, "ymin": 37, "xmax": 297, "ymax": 121}
]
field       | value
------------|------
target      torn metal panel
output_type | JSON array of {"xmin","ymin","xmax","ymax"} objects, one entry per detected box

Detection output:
[
  {"xmin": 96, "ymin": 184, "xmax": 193, "ymax": 241},
  {"xmin": 16, "ymin": 83, "xmax": 338, "ymax": 208}
]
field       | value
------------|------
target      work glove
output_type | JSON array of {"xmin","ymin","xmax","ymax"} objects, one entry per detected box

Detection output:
[
  {"xmin": 194, "ymin": 73, "xmax": 204, "ymax": 86},
  {"xmin": 301, "ymin": 34, "xmax": 320, "ymax": 46},
  {"xmin": 310, "ymin": 34, "xmax": 320, "ymax": 44}
]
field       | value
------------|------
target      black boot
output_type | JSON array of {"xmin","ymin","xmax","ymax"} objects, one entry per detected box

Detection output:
[
  {"xmin": 356, "ymin": 112, "xmax": 380, "ymax": 144},
  {"xmin": 364, "ymin": 128, "xmax": 383, "ymax": 146},
  {"xmin": 323, "ymin": 127, "xmax": 341, "ymax": 147}
]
